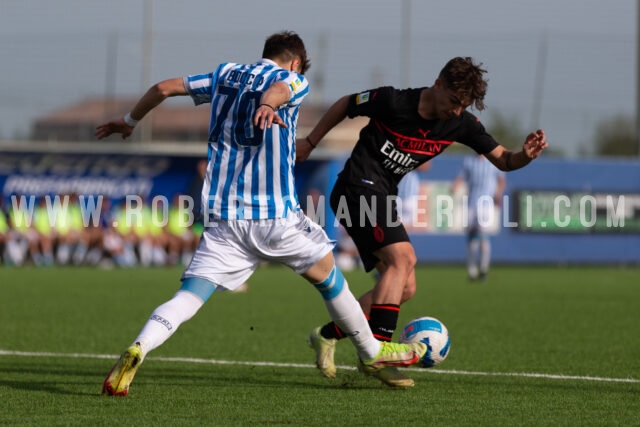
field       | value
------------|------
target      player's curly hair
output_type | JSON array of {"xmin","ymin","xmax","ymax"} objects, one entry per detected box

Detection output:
[
  {"xmin": 262, "ymin": 31, "xmax": 311, "ymax": 75},
  {"xmin": 439, "ymin": 57, "xmax": 488, "ymax": 111}
]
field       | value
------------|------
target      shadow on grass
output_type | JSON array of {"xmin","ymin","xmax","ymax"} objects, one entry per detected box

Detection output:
[
  {"xmin": 0, "ymin": 361, "xmax": 394, "ymax": 397},
  {"xmin": 3, "ymin": 358, "xmax": 638, "ymax": 398}
]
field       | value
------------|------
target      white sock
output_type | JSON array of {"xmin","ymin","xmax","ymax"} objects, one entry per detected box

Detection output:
[
  {"xmin": 73, "ymin": 242, "xmax": 88, "ymax": 265},
  {"xmin": 139, "ymin": 241, "xmax": 153, "ymax": 267},
  {"xmin": 316, "ymin": 266, "xmax": 380, "ymax": 360},
  {"xmin": 7, "ymin": 240, "xmax": 26, "ymax": 265},
  {"xmin": 480, "ymin": 238, "xmax": 491, "ymax": 274},
  {"xmin": 57, "ymin": 243, "xmax": 71, "ymax": 265},
  {"xmin": 152, "ymin": 246, "xmax": 167, "ymax": 266},
  {"xmin": 134, "ymin": 290, "xmax": 204, "ymax": 358},
  {"xmin": 181, "ymin": 251, "xmax": 194, "ymax": 266},
  {"xmin": 467, "ymin": 238, "xmax": 480, "ymax": 277}
]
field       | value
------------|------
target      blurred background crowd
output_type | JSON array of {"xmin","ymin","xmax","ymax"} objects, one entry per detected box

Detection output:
[{"xmin": 0, "ymin": 194, "xmax": 201, "ymax": 268}]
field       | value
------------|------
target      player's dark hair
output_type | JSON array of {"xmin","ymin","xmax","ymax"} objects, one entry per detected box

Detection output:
[
  {"xmin": 262, "ymin": 31, "xmax": 310, "ymax": 75},
  {"xmin": 439, "ymin": 57, "xmax": 488, "ymax": 111}
]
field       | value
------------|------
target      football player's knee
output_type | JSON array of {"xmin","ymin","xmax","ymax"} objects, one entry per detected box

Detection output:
[
  {"xmin": 402, "ymin": 281, "xmax": 417, "ymax": 301},
  {"xmin": 407, "ymin": 252, "xmax": 417, "ymax": 269},
  {"xmin": 397, "ymin": 251, "xmax": 417, "ymax": 273}
]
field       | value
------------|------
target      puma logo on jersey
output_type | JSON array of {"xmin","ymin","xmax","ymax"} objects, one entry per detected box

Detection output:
[{"xmin": 418, "ymin": 128, "xmax": 431, "ymax": 138}]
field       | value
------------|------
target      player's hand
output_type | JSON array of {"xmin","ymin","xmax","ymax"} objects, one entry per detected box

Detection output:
[
  {"xmin": 523, "ymin": 129, "xmax": 548, "ymax": 159},
  {"xmin": 296, "ymin": 137, "xmax": 314, "ymax": 162},
  {"xmin": 95, "ymin": 119, "xmax": 134, "ymax": 140},
  {"xmin": 254, "ymin": 104, "xmax": 286, "ymax": 130}
]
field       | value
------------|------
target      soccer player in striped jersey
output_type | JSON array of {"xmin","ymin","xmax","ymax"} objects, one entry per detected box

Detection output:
[
  {"xmin": 298, "ymin": 57, "xmax": 548, "ymax": 387},
  {"xmin": 95, "ymin": 31, "xmax": 426, "ymax": 396},
  {"xmin": 452, "ymin": 154, "xmax": 506, "ymax": 282}
]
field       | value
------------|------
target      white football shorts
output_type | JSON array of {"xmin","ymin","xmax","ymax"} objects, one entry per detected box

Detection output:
[{"xmin": 182, "ymin": 210, "xmax": 335, "ymax": 291}]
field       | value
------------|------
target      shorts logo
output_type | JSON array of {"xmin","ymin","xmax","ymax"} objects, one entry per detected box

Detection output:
[
  {"xmin": 373, "ymin": 224, "xmax": 384, "ymax": 243},
  {"xmin": 356, "ymin": 91, "xmax": 370, "ymax": 105},
  {"xmin": 150, "ymin": 314, "xmax": 173, "ymax": 331}
]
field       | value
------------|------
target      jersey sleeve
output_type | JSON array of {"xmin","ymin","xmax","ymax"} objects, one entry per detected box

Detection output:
[
  {"xmin": 183, "ymin": 63, "xmax": 225, "ymax": 105},
  {"xmin": 345, "ymin": 86, "xmax": 394, "ymax": 119},
  {"xmin": 458, "ymin": 113, "xmax": 500, "ymax": 154},
  {"xmin": 269, "ymin": 70, "xmax": 308, "ymax": 108}
]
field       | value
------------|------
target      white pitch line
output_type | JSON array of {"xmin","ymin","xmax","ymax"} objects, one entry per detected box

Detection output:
[{"xmin": 1, "ymin": 349, "xmax": 638, "ymax": 384}]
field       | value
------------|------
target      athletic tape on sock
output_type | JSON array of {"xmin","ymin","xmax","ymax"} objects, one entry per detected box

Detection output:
[
  {"xmin": 313, "ymin": 265, "xmax": 345, "ymax": 300},
  {"xmin": 180, "ymin": 277, "xmax": 217, "ymax": 302}
]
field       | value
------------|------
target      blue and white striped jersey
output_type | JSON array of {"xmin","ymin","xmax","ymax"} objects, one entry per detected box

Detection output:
[
  {"xmin": 459, "ymin": 155, "xmax": 505, "ymax": 206},
  {"xmin": 184, "ymin": 58, "xmax": 309, "ymax": 220}
]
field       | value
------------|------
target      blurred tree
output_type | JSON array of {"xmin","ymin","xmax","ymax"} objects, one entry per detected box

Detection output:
[
  {"xmin": 487, "ymin": 111, "xmax": 565, "ymax": 157},
  {"xmin": 594, "ymin": 114, "xmax": 637, "ymax": 157},
  {"xmin": 486, "ymin": 111, "xmax": 523, "ymax": 149}
]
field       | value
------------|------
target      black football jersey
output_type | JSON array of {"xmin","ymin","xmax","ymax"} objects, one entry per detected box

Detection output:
[{"xmin": 340, "ymin": 86, "xmax": 499, "ymax": 194}]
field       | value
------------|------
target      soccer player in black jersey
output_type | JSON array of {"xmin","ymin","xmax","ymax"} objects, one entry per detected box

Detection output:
[{"xmin": 298, "ymin": 57, "xmax": 548, "ymax": 388}]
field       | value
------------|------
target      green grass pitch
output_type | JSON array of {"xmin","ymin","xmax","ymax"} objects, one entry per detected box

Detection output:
[{"xmin": 1, "ymin": 265, "xmax": 639, "ymax": 425}]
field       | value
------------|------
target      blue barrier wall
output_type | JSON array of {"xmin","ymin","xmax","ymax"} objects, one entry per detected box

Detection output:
[
  {"xmin": 418, "ymin": 156, "xmax": 640, "ymax": 264},
  {"xmin": 2, "ymin": 148, "xmax": 638, "ymax": 265},
  {"xmin": 0, "ymin": 150, "xmax": 202, "ymax": 202}
]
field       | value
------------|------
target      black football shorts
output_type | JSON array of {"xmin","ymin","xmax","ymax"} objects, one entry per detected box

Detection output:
[{"xmin": 330, "ymin": 179, "xmax": 409, "ymax": 272}]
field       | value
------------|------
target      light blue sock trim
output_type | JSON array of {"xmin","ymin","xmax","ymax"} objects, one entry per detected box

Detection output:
[
  {"xmin": 313, "ymin": 265, "xmax": 345, "ymax": 300},
  {"xmin": 180, "ymin": 277, "xmax": 217, "ymax": 302}
]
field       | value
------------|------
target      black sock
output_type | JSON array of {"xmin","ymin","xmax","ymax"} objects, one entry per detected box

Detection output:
[
  {"xmin": 320, "ymin": 321, "xmax": 347, "ymax": 340},
  {"xmin": 368, "ymin": 304, "xmax": 400, "ymax": 341}
]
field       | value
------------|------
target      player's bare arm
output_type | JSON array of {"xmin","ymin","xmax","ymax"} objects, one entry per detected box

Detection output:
[
  {"xmin": 485, "ymin": 129, "xmax": 548, "ymax": 171},
  {"xmin": 254, "ymin": 81, "xmax": 290, "ymax": 130},
  {"xmin": 95, "ymin": 78, "xmax": 188, "ymax": 140},
  {"xmin": 296, "ymin": 95, "xmax": 350, "ymax": 162}
]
